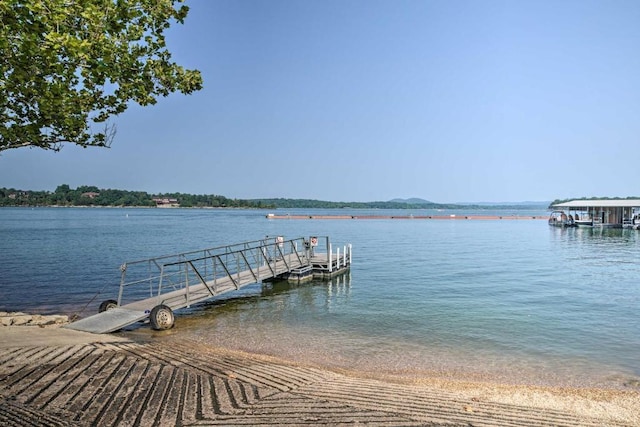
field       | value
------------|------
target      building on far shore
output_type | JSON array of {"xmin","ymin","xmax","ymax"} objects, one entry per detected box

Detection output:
[
  {"xmin": 550, "ymin": 199, "xmax": 640, "ymax": 228},
  {"xmin": 152, "ymin": 198, "xmax": 180, "ymax": 208}
]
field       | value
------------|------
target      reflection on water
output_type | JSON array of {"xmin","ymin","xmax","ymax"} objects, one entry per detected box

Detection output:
[
  {"xmin": 182, "ymin": 272, "xmax": 353, "ymax": 320},
  {"xmin": 550, "ymin": 224, "xmax": 640, "ymax": 244},
  {"xmin": 151, "ymin": 269, "xmax": 639, "ymax": 390}
]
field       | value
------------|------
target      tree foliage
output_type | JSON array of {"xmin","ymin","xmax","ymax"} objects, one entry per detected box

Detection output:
[
  {"xmin": 0, "ymin": 0, "xmax": 203, "ymax": 151},
  {"xmin": 0, "ymin": 185, "xmax": 271, "ymax": 208},
  {"xmin": 0, "ymin": 185, "xmax": 554, "ymax": 210}
]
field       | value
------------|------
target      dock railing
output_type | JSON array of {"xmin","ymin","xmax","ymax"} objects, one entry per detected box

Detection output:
[
  {"xmin": 116, "ymin": 236, "xmax": 310, "ymax": 306},
  {"xmin": 308, "ymin": 236, "xmax": 352, "ymax": 277},
  {"xmin": 65, "ymin": 235, "xmax": 352, "ymax": 333}
]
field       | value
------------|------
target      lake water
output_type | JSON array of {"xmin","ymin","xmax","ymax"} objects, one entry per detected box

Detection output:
[{"xmin": 1, "ymin": 207, "xmax": 639, "ymax": 389}]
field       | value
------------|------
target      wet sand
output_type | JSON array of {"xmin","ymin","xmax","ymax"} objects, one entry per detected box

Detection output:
[{"xmin": 1, "ymin": 324, "xmax": 638, "ymax": 426}]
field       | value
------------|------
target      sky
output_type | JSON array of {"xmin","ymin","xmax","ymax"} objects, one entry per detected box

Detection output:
[{"xmin": 2, "ymin": 0, "xmax": 640, "ymax": 203}]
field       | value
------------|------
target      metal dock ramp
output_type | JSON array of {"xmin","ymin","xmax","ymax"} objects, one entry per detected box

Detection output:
[{"xmin": 66, "ymin": 236, "xmax": 351, "ymax": 333}]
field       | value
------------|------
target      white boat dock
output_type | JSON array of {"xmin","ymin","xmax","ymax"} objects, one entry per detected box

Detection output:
[{"xmin": 550, "ymin": 199, "xmax": 640, "ymax": 228}]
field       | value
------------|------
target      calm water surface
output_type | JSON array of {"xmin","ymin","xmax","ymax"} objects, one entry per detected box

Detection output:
[{"xmin": 1, "ymin": 207, "xmax": 639, "ymax": 388}]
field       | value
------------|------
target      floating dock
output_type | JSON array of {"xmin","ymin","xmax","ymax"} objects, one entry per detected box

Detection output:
[
  {"xmin": 266, "ymin": 213, "xmax": 547, "ymax": 220},
  {"xmin": 550, "ymin": 199, "xmax": 640, "ymax": 228},
  {"xmin": 65, "ymin": 236, "xmax": 351, "ymax": 334}
]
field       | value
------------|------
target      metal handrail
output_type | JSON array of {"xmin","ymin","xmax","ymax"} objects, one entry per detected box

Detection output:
[
  {"xmin": 121, "ymin": 237, "xmax": 276, "ymax": 269},
  {"xmin": 117, "ymin": 236, "xmax": 319, "ymax": 305}
]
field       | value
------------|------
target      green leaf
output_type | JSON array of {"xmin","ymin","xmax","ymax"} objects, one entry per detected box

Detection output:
[{"xmin": 1, "ymin": 0, "xmax": 203, "ymax": 152}]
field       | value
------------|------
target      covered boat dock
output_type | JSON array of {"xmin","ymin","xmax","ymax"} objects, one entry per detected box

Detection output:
[{"xmin": 550, "ymin": 199, "xmax": 640, "ymax": 228}]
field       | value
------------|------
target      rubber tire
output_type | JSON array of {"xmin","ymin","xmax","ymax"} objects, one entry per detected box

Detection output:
[
  {"xmin": 99, "ymin": 299, "xmax": 118, "ymax": 313},
  {"xmin": 150, "ymin": 304, "xmax": 175, "ymax": 330}
]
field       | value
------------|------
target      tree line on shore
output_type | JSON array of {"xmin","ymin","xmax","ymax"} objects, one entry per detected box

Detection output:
[
  {"xmin": 0, "ymin": 187, "xmax": 451, "ymax": 209},
  {"xmin": 1, "ymin": 185, "xmax": 550, "ymax": 210},
  {"xmin": 0, "ymin": 185, "xmax": 269, "ymax": 208}
]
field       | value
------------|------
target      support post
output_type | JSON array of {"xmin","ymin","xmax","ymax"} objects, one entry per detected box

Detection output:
[
  {"xmin": 213, "ymin": 257, "xmax": 217, "ymax": 293},
  {"xmin": 157, "ymin": 265, "xmax": 165, "ymax": 296},
  {"xmin": 117, "ymin": 263, "xmax": 127, "ymax": 306},
  {"xmin": 256, "ymin": 247, "xmax": 260, "ymax": 281},
  {"xmin": 185, "ymin": 263, "xmax": 189, "ymax": 301}
]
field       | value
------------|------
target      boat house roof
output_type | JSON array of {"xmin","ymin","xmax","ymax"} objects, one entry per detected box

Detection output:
[{"xmin": 552, "ymin": 199, "xmax": 640, "ymax": 208}]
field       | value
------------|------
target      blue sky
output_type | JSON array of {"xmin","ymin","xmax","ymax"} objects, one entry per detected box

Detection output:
[{"xmin": 2, "ymin": 0, "xmax": 640, "ymax": 203}]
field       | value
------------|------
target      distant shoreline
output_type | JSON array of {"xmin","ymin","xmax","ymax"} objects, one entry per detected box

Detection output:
[
  {"xmin": 0, "ymin": 205, "xmax": 267, "ymax": 209},
  {"xmin": 0, "ymin": 205, "xmax": 548, "ymax": 211},
  {"xmin": 0, "ymin": 185, "xmax": 551, "ymax": 210},
  {"xmin": 266, "ymin": 213, "xmax": 549, "ymax": 220}
]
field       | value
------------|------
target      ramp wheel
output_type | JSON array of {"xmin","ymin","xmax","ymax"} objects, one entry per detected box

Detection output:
[
  {"xmin": 99, "ymin": 299, "xmax": 118, "ymax": 313},
  {"xmin": 150, "ymin": 304, "xmax": 175, "ymax": 330}
]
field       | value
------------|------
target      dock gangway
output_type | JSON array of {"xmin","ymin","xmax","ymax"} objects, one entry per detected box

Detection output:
[{"xmin": 65, "ymin": 236, "xmax": 350, "ymax": 334}]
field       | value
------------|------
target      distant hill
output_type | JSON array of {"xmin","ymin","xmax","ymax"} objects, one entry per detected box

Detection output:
[{"xmin": 389, "ymin": 197, "xmax": 433, "ymax": 204}]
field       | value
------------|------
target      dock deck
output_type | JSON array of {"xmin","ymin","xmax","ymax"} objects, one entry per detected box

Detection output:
[{"xmin": 66, "ymin": 236, "xmax": 351, "ymax": 334}]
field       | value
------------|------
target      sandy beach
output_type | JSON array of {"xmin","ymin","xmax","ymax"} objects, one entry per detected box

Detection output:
[{"xmin": 1, "ymin": 322, "xmax": 639, "ymax": 426}]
